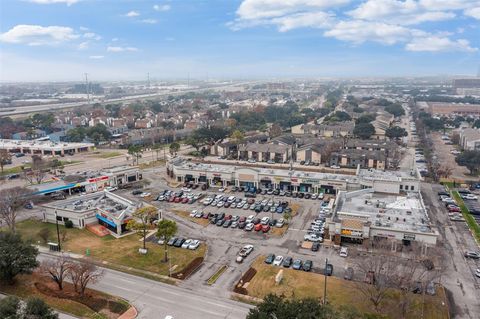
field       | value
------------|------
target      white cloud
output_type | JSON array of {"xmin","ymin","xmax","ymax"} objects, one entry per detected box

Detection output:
[
  {"xmin": 0, "ymin": 24, "xmax": 78, "ymax": 45},
  {"xmin": 324, "ymin": 20, "xmax": 413, "ymax": 44},
  {"xmin": 83, "ymin": 32, "xmax": 101, "ymax": 40},
  {"xmin": 89, "ymin": 55, "xmax": 104, "ymax": 59},
  {"xmin": 465, "ymin": 7, "xmax": 480, "ymax": 19},
  {"xmin": 79, "ymin": 26, "xmax": 89, "ymax": 31},
  {"xmin": 153, "ymin": 4, "xmax": 171, "ymax": 12},
  {"xmin": 406, "ymin": 36, "xmax": 477, "ymax": 52},
  {"xmin": 111, "ymin": 38, "xmax": 119, "ymax": 42},
  {"xmin": 27, "ymin": 0, "xmax": 80, "ymax": 5},
  {"xmin": 107, "ymin": 46, "xmax": 138, "ymax": 52},
  {"xmin": 77, "ymin": 41, "xmax": 89, "ymax": 50},
  {"xmin": 125, "ymin": 11, "xmax": 140, "ymax": 17},
  {"xmin": 141, "ymin": 19, "xmax": 158, "ymax": 24}
]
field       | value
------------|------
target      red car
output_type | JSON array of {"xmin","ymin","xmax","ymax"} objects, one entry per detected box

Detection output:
[
  {"xmin": 262, "ymin": 225, "xmax": 271, "ymax": 233},
  {"xmin": 225, "ymin": 214, "xmax": 232, "ymax": 220},
  {"xmin": 174, "ymin": 197, "xmax": 181, "ymax": 203},
  {"xmin": 254, "ymin": 224, "xmax": 263, "ymax": 231},
  {"xmin": 181, "ymin": 197, "xmax": 189, "ymax": 203},
  {"xmin": 168, "ymin": 196, "xmax": 175, "ymax": 202},
  {"xmin": 247, "ymin": 198, "xmax": 255, "ymax": 204},
  {"xmin": 448, "ymin": 207, "xmax": 460, "ymax": 212},
  {"xmin": 239, "ymin": 216, "xmax": 246, "ymax": 223}
]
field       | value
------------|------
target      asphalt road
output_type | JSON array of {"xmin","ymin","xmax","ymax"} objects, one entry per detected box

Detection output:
[{"xmin": 37, "ymin": 253, "xmax": 252, "ymax": 319}]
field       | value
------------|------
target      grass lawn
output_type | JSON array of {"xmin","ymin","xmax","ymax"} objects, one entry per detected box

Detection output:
[
  {"xmin": 207, "ymin": 265, "xmax": 228, "ymax": 285},
  {"xmin": 244, "ymin": 258, "xmax": 449, "ymax": 319},
  {"xmin": 171, "ymin": 209, "xmax": 210, "ymax": 227},
  {"xmin": 451, "ymin": 191, "xmax": 480, "ymax": 243},
  {"xmin": 139, "ymin": 160, "xmax": 166, "ymax": 169},
  {"xmin": 15, "ymin": 220, "xmax": 206, "ymax": 277},
  {"xmin": 0, "ymin": 165, "xmax": 28, "ymax": 176},
  {"xmin": 0, "ymin": 272, "xmax": 130, "ymax": 319},
  {"xmin": 269, "ymin": 225, "xmax": 288, "ymax": 237},
  {"xmin": 95, "ymin": 151, "xmax": 123, "ymax": 159}
]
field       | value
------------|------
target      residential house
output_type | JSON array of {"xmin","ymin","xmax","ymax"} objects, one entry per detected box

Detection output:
[
  {"xmin": 210, "ymin": 134, "xmax": 268, "ymax": 157},
  {"xmin": 371, "ymin": 112, "xmax": 394, "ymax": 140},
  {"xmin": 12, "ymin": 129, "xmax": 47, "ymax": 140},
  {"xmin": 238, "ymin": 142, "xmax": 290, "ymax": 163},
  {"xmin": 135, "ymin": 118, "xmax": 154, "ymax": 129},
  {"xmin": 291, "ymin": 121, "xmax": 355, "ymax": 138},
  {"xmin": 329, "ymin": 149, "xmax": 387, "ymax": 170}
]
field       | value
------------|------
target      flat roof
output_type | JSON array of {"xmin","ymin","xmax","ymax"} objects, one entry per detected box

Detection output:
[
  {"xmin": 44, "ymin": 191, "xmax": 136, "ymax": 218},
  {"xmin": 0, "ymin": 139, "xmax": 94, "ymax": 151},
  {"xmin": 173, "ymin": 160, "xmax": 358, "ymax": 183},
  {"xmin": 336, "ymin": 190, "xmax": 434, "ymax": 234}
]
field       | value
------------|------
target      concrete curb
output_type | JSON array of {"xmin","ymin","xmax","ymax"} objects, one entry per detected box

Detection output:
[{"xmin": 118, "ymin": 306, "xmax": 138, "ymax": 319}]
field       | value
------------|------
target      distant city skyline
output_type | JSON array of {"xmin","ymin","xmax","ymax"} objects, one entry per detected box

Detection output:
[{"xmin": 1, "ymin": 0, "xmax": 479, "ymax": 82}]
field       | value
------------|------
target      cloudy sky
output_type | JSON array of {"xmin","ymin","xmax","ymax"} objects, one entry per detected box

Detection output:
[{"xmin": 1, "ymin": 0, "xmax": 479, "ymax": 82}]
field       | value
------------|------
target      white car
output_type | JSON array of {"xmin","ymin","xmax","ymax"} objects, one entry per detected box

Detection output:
[
  {"xmin": 273, "ymin": 255, "xmax": 284, "ymax": 266},
  {"xmin": 189, "ymin": 210, "xmax": 198, "ymax": 217},
  {"xmin": 475, "ymin": 268, "xmax": 480, "ymax": 278},
  {"xmin": 219, "ymin": 187, "xmax": 226, "ymax": 192},
  {"xmin": 217, "ymin": 201, "xmax": 224, "ymax": 207},
  {"xmin": 105, "ymin": 186, "xmax": 117, "ymax": 192},
  {"xmin": 238, "ymin": 244, "xmax": 254, "ymax": 257},
  {"xmin": 304, "ymin": 234, "xmax": 323, "ymax": 242},
  {"xmin": 140, "ymin": 192, "xmax": 151, "ymax": 198},
  {"xmin": 203, "ymin": 198, "xmax": 213, "ymax": 205},
  {"xmin": 194, "ymin": 211, "xmax": 203, "ymax": 218},
  {"xmin": 465, "ymin": 194, "xmax": 477, "ymax": 200},
  {"xmin": 340, "ymin": 247, "xmax": 348, "ymax": 257},
  {"xmin": 181, "ymin": 187, "xmax": 191, "ymax": 192},
  {"xmin": 260, "ymin": 217, "xmax": 270, "ymax": 225},
  {"xmin": 188, "ymin": 240, "xmax": 200, "ymax": 250},
  {"xmin": 330, "ymin": 165, "xmax": 340, "ymax": 169},
  {"xmin": 181, "ymin": 239, "xmax": 193, "ymax": 249},
  {"xmin": 276, "ymin": 218, "xmax": 285, "ymax": 228},
  {"xmin": 246, "ymin": 215, "xmax": 255, "ymax": 223},
  {"xmin": 243, "ymin": 203, "xmax": 250, "ymax": 210}
]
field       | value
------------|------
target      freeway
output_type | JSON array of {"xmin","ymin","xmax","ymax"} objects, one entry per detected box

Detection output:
[
  {"xmin": 1, "ymin": 81, "xmax": 255, "ymax": 117},
  {"xmin": 38, "ymin": 253, "xmax": 251, "ymax": 319}
]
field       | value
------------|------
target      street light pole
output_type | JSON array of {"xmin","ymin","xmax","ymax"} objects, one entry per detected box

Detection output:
[
  {"xmin": 323, "ymin": 257, "xmax": 328, "ymax": 305},
  {"xmin": 54, "ymin": 210, "xmax": 61, "ymax": 251}
]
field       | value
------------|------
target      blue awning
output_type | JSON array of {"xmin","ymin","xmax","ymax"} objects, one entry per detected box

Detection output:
[{"xmin": 96, "ymin": 214, "xmax": 116, "ymax": 228}]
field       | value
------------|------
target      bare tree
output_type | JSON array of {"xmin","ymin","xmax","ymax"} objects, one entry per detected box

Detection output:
[
  {"xmin": 0, "ymin": 149, "xmax": 11, "ymax": 174},
  {"xmin": 24, "ymin": 155, "xmax": 49, "ymax": 185},
  {"xmin": 321, "ymin": 141, "xmax": 342, "ymax": 163},
  {"xmin": 40, "ymin": 255, "xmax": 72, "ymax": 291},
  {"xmin": 69, "ymin": 262, "xmax": 104, "ymax": 296},
  {"xmin": 0, "ymin": 187, "xmax": 33, "ymax": 232}
]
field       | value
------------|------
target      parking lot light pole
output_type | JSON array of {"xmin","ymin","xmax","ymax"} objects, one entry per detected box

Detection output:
[
  {"xmin": 54, "ymin": 210, "xmax": 61, "ymax": 251},
  {"xmin": 323, "ymin": 257, "xmax": 328, "ymax": 305}
]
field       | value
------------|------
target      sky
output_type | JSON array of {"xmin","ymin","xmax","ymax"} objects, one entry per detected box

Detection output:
[{"xmin": 0, "ymin": 0, "xmax": 479, "ymax": 82}]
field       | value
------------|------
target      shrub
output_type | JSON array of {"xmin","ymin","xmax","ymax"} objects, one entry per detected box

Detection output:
[{"xmin": 64, "ymin": 220, "xmax": 74, "ymax": 228}]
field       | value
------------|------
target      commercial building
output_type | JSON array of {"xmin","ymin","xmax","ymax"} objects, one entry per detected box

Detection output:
[
  {"xmin": 0, "ymin": 139, "xmax": 94, "ymax": 156},
  {"xmin": 326, "ymin": 188, "xmax": 438, "ymax": 246},
  {"xmin": 167, "ymin": 158, "xmax": 419, "ymax": 195},
  {"xmin": 40, "ymin": 191, "xmax": 139, "ymax": 236},
  {"xmin": 459, "ymin": 128, "xmax": 480, "ymax": 151},
  {"xmin": 428, "ymin": 102, "xmax": 480, "ymax": 116},
  {"xmin": 453, "ymin": 78, "xmax": 480, "ymax": 95}
]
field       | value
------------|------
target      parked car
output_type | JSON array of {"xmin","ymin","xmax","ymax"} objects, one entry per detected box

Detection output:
[
  {"xmin": 167, "ymin": 237, "xmax": 177, "ymax": 246},
  {"xmin": 188, "ymin": 240, "xmax": 200, "ymax": 250},
  {"xmin": 132, "ymin": 190, "xmax": 143, "ymax": 195},
  {"xmin": 273, "ymin": 255, "xmax": 284, "ymax": 266},
  {"xmin": 344, "ymin": 267, "xmax": 354, "ymax": 280},
  {"xmin": 260, "ymin": 216, "xmax": 270, "ymax": 225},
  {"xmin": 292, "ymin": 259, "xmax": 303, "ymax": 270},
  {"xmin": 282, "ymin": 257, "xmax": 293, "ymax": 268},
  {"xmin": 324, "ymin": 263, "xmax": 333, "ymax": 276},
  {"xmin": 216, "ymin": 219, "xmax": 225, "ymax": 227},
  {"xmin": 475, "ymin": 268, "xmax": 480, "ymax": 278},
  {"xmin": 173, "ymin": 238, "xmax": 185, "ymax": 247},
  {"xmin": 265, "ymin": 254, "xmax": 275, "ymax": 264},
  {"xmin": 238, "ymin": 244, "xmax": 254, "ymax": 257},
  {"xmin": 464, "ymin": 251, "xmax": 480, "ymax": 259},
  {"xmin": 311, "ymin": 242, "xmax": 320, "ymax": 252},
  {"xmin": 276, "ymin": 219, "xmax": 285, "ymax": 228},
  {"xmin": 302, "ymin": 260, "xmax": 313, "ymax": 272},
  {"xmin": 262, "ymin": 225, "xmax": 271, "ymax": 233},
  {"xmin": 181, "ymin": 239, "xmax": 193, "ymax": 249},
  {"xmin": 254, "ymin": 224, "xmax": 263, "ymax": 231},
  {"xmin": 245, "ymin": 223, "xmax": 254, "ymax": 231},
  {"xmin": 340, "ymin": 247, "xmax": 348, "ymax": 257}
]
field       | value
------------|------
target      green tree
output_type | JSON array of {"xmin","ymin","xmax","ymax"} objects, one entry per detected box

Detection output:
[
  {"xmin": 169, "ymin": 142, "xmax": 180, "ymax": 156},
  {"xmin": 354, "ymin": 122, "xmax": 376, "ymax": 139},
  {"xmin": 472, "ymin": 119, "xmax": 480, "ymax": 129},
  {"xmin": 127, "ymin": 206, "xmax": 158, "ymax": 251},
  {"xmin": 24, "ymin": 297, "xmax": 58, "ymax": 319},
  {"xmin": 269, "ymin": 123, "xmax": 283, "ymax": 138},
  {"xmin": 0, "ymin": 232, "xmax": 39, "ymax": 284},
  {"xmin": 385, "ymin": 126, "xmax": 408, "ymax": 139},
  {"xmin": 355, "ymin": 113, "xmax": 376, "ymax": 124},
  {"xmin": 456, "ymin": 150, "xmax": 480, "ymax": 175},
  {"xmin": 66, "ymin": 127, "xmax": 86, "ymax": 142},
  {"xmin": 157, "ymin": 219, "xmax": 178, "ymax": 262},
  {"xmin": 384, "ymin": 103, "xmax": 405, "ymax": 117},
  {"xmin": 283, "ymin": 211, "xmax": 292, "ymax": 224},
  {"xmin": 127, "ymin": 145, "xmax": 143, "ymax": 165},
  {"xmin": 0, "ymin": 295, "xmax": 21, "ymax": 319}
]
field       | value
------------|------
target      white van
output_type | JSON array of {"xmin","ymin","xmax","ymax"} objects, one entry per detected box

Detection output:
[{"xmin": 340, "ymin": 247, "xmax": 348, "ymax": 257}]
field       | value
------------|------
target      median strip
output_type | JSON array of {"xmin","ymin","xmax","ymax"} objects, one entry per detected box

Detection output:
[{"xmin": 207, "ymin": 265, "xmax": 228, "ymax": 285}]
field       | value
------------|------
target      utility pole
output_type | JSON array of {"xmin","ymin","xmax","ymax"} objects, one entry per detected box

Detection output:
[
  {"xmin": 84, "ymin": 73, "xmax": 90, "ymax": 105},
  {"xmin": 54, "ymin": 210, "xmax": 61, "ymax": 251},
  {"xmin": 323, "ymin": 258, "xmax": 328, "ymax": 305}
]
